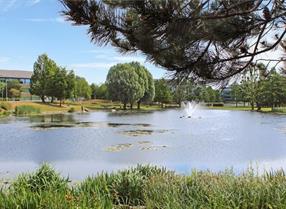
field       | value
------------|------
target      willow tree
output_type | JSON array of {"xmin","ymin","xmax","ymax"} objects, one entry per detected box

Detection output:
[
  {"xmin": 61, "ymin": 0, "xmax": 286, "ymax": 83},
  {"xmin": 130, "ymin": 62, "xmax": 155, "ymax": 109},
  {"xmin": 106, "ymin": 63, "xmax": 145, "ymax": 109}
]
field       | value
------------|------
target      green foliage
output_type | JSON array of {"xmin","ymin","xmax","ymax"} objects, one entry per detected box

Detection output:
[
  {"xmin": 30, "ymin": 54, "xmax": 76, "ymax": 104},
  {"xmin": 106, "ymin": 63, "xmax": 145, "ymax": 109},
  {"xmin": 52, "ymin": 67, "xmax": 75, "ymax": 105},
  {"xmin": 68, "ymin": 107, "xmax": 76, "ymax": 113},
  {"xmin": 131, "ymin": 62, "xmax": 155, "ymax": 109},
  {"xmin": 229, "ymin": 63, "xmax": 286, "ymax": 110},
  {"xmin": 30, "ymin": 54, "xmax": 58, "ymax": 102},
  {"xmin": 1, "ymin": 80, "xmax": 22, "ymax": 99},
  {"xmin": 91, "ymin": 83, "xmax": 108, "ymax": 99},
  {"xmin": 154, "ymin": 79, "xmax": 173, "ymax": 104},
  {"xmin": 61, "ymin": 0, "xmax": 276, "ymax": 81},
  {"xmin": 3, "ymin": 165, "xmax": 286, "ymax": 208},
  {"xmin": 15, "ymin": 105, "xmax": 41, "ymax": 115},
  {"xmin": 74, "ymin": 76, "xmax": 91, "ymax": 100}
]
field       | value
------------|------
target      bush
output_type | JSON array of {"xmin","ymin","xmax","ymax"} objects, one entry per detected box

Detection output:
[
  {"xmin": 68, "ymin": 107, "xmax": 76, "ymax": 113},
  {"xmin": 212, "ymin": 103, "xmax": 224, "ymax": 107},
  {"xmin": 15, "ymin": 105, "xmax": 41, "ymax": 115}
]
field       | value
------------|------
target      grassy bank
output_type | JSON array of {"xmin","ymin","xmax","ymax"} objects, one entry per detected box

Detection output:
[
  {"xmin": 207, "ymin": 105, "xmax": 273, "ymax": 112},
  {"xmin": 1, "ymin": 165, "xmax": 286, "ymax": 208},
  {"xmin": 0, "ymin": 100, "xmax": 171, "ymax": 117}
]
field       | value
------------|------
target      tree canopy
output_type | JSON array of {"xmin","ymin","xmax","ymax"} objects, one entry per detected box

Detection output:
[
  {"xmin": 61, "ymin": 0, "xmax": 286, "ymax": 83},
  {"xmin": 30, "ymin": 54, "xmax": 77, "ymax": 105},
  {"xmin": 106, "ymin": 62, "xmax": 154, "ymax": 109}
]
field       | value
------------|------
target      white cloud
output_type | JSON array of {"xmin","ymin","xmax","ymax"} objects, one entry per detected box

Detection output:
[
  {"xmin": 24, "ymin": 16, "xmax": 66, "ymax": 24},
  {"xmin": 113, "ymin": 56, "xmax": 146, "ymax": 63},
  {"xmin": 1, "ymin": 0, "xmax": 17, "ymax": 12},
  {"xmin": 29, "ymin": 0, "xmax": 40, "ymax": 6}
]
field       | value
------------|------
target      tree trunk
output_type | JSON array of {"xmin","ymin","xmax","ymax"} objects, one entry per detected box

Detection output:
[
  {"xmin": 130, "ymin": 103, "xmax": 133, "ymax": 110},
  {"xmin": 51, "ymin": 97, "xmax": 54, "ymax": 103},
  {"xmin": 60, "ymin": 100, "xmax": 62, "ymax": 107},
  {"xmin": 41, "ymin": 96, "xmax": 45, "ymax": 103},
  {"xmin": 137, "ymin": 101, "xmax": 141, "ymax": 110},
  {"xmin": 123, "ymin": 103, "xmax": 127, "ymax": 110},
  {"xmin": 256, "ymin": 103, "xmax": 261, "ymax": 111},
  {"xmin": 251, "ymin": 102, "xmax": 254, "ymax": 111},
  {"xmin": 235, "ymin": 100, "xmax": 238, "ymax": 107}
]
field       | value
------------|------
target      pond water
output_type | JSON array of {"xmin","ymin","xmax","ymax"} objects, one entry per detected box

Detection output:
[{"xmin": 1, "ymin": 108, "xmax": 286, "ymax": 179}]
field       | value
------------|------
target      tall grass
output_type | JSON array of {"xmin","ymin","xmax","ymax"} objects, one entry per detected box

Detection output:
[
  {"xmin": 1, "ymin": 165, "xmax": 286, "ymax": 208},
  {"xmin": 15, "ymin": 105, "xmax": 41, "ymax": 115},
  {"xmin": 0, "ymin": 102, "xmax": 12, "ymax": 117}
]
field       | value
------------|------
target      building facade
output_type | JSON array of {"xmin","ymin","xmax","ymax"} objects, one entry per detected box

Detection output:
[{"xmin": 0, "ymin": 69, "xmax": 34, "ymax": 100}]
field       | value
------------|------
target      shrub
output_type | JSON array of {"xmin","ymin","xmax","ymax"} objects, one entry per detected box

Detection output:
[
  {"xmin": 68, "ymin": 107, "xmax": 76, "ymax": 113},
  {"xmin": 213, "ymin": 103, "xmax": 224, "ymax": 107},
  {"xmin": 15, "ymin": 105, "xmax": 41, "ymax": 115}
]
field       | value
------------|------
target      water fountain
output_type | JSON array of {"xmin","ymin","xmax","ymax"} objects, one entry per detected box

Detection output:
[{"xmin": 181, "ymin": 101, "xmax": 200, "ymax": 118}]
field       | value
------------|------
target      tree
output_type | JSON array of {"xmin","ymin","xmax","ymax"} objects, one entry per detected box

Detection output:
[
  {"xmin": 0, "ymin": 82, "xmax": 5, "ymax": 99},
  {"xmin": 6, "ymin": 80, "xmax": 22, "ymax": 99},
  {"xmin": 106, "ymin": 63, "xmax": 145, "ymax": 109},
  {"xmin": 172, "ymin": 80, "xmax": 193, "ymax": 106},
  {"xmin": 52, "ymin": 67, "xmax": 75, "ymax": 106},
  {"xmin": 61, "ymin": 0, "xmax": 286, "ymax": 82},
  {"xmin": 230, "ymin": 83, "xmax": 243, "ymax": 107},
  {"xmin": 130, "ymin": 62, "xmax": 155, "ymax": 109},
  {"xmin": 74, "ymin": 76, "xmax": 91, "ymax": 100},
  {"xmin": 90, "ymin": 83, "xmax": 97, "ymax": 99},
  {"xmin": 30, "ymin": 54, "xmax": 58, "ymax": 103},
  {"xmin": 91, "ymin": 83, "xmax": 108, "ymax": 100},
  {"xmin": 154, "ymin": 79, "xmax": 172, "ymax": 106},
  {"xmin": 259, "ymin": 71, "xmax": 286, "ymax": 110}
]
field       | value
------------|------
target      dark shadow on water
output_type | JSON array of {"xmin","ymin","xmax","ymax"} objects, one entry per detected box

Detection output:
[
  {"xmin": 107, "ymin": 123, "xmax": 151, "ymax": 128},
  {"xmin": 120, "ymin": 129, "xmax": 169, "ymax": 137}
]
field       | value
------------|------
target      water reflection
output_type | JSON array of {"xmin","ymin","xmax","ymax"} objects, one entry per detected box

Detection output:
[{"xmin": 0, "ymin": 109, "xmax": 286, "ymax": 179}]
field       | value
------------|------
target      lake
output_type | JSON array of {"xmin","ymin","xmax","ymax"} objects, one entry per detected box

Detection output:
[{"xmin": 1, "ymin": 107, "xmax": 286, "ymax": 179}]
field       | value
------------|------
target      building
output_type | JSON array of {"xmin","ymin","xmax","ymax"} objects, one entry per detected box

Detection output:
[
  {"xmin": 0, "ymin": 69, "xmax": 32, "ymax": 84},
  {"xmin": 221, "ymin": 87, "xmax": 232, "ymax": 102},
  {"xmin": 0, "ymin": 69, "xmax": 34, "ymax": 100}
]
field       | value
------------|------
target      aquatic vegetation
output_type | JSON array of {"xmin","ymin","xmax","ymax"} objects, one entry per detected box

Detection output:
[
  {"xmin": 105, "ymin": 143, "xmax": 133, "ymax": 152},
  {"xmin": 137, "ymin": 141, "xmax": 151, "ymax": 144},
  {"xmin": 121, "ymin": 129, "xmax": 168, "ymax": 137},
  {"xmin": 31, "ymin": 123, "xmax": 75, "ymax": 129},
  {"xmin": 140, "ymin": 145, "xmax": 167, "ymax": 151},
  {"xmin": 2, "ymin": 165, "xmax": 286, "ymax": 208},
  {"xmin": 107, "ymin": 123, "xmax": 151, "ymax": 128}
]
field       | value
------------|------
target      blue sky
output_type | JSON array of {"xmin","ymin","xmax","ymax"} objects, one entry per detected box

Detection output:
[{"xmin": 0, "ymin": 0, "xmax": 166, "ymax": 84}]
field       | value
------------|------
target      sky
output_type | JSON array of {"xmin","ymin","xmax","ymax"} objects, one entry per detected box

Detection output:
[{"xmin": 0, "ymin": 0, "xmax": 166, "ymax": 84}]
